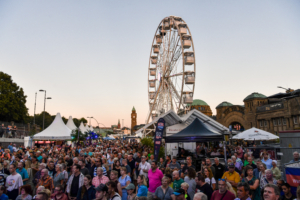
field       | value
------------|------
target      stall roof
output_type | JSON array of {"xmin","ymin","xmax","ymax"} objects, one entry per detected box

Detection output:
[
  {"xmin": 135, "ymin": 110, "xmax": 182, "ymax": 135},
  {"xmin": 166, "ymin": 118, "xmax": 224, "ymax": 143},
  {"xmin": 33, "ymin": 113, "xmax": 72, "ymax": 140},
  {"xmin": 66, "ymin": 116, "xmax": 77, "ymax": 130},
  {"xmin": 181, "ymin": 109, "xmax": 229, "ymax": 133}
]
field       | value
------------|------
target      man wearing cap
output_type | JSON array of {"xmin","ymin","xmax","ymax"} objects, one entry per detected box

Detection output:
[
  {"xmin": 138, "ymin": 156, "xmax": 151, "ymax": 179},
  {"xmin": 222, "ymin": 163, "xmax": 240, "ymax": 193},
  {"xmin": 125, "ymin": 183, "xmax": 137, "ymax": 200},
  {"xmin": 173, "ymin": 188, "xmax": 186, "ymax": 200},
  {"xmin": 95, "ymin": 184, "xmax": 108, "ymax": 200}
]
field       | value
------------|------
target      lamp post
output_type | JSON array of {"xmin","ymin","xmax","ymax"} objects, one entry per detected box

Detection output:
[
  {"xmin": 87, "ymin": 117, "xmax": 93, "ymax": 126},
  {"xmin": 39, "ymin": 90, "xmax": 52, "ymax": 130},
  {"xmin": 33, "ymin": 92, "xmax": 37, "ymax": 125}
]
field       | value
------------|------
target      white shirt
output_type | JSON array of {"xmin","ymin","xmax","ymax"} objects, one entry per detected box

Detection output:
[
  {"xmin": 139, "ymin": 162, "xmax": 151, "ymax": 178},
  {"xmin": 205, "ymin": 177, "xmax": 216, "ymax": 186},
  {"xmin": 6, "ymin": 173, "xmax": 23, "ymax": 191}
]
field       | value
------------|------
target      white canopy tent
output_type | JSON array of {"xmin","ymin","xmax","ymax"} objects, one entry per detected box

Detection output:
[
  {"xmin": 66, "ymin": 116, "xmax": 77, "ymax": 131},
  {"xmin": 33, "ymin": 113, "xmax": 72, "ymax": 140},
  {"xmin": 89, "ymin": 126, "xmax": 94, "ymax": 132},
  {"xmin": 79, "ymin": 122, "xmax": 88, "ymax": 133},
  {"xmin": 233, "ymin": 127, "xmax": 279, "ymax": 140}
]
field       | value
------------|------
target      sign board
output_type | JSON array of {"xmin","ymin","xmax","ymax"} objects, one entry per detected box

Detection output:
[
  {"xmin": 257, "ymin": 102, "xmax": 284, "ymax": 112},
  {"xmin": 154, "ymin": 118, "xmax": 165, "ymax": 160}
]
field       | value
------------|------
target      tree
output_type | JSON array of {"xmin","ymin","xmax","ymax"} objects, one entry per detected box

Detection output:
[
  {"xmin": 34, "ymin": 111, "xmax": 53, "ymax": 130},
  {"xmin": 0, "ymin": 72, "xmax": 28, "ymax": 122},
  {"xmin": 79, "ymin": 117, "xmax": 87, "ymax": 124},
  {"xmin": 141, "ymin": 137, "xmax": 165, "ymax": 160},
  {"xmin": 71, "ymin": 129, "xmax": 85, "ymax": 145}
]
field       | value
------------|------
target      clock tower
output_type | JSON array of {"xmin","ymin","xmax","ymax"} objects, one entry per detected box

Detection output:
[{"xmin": 131, "ymin": 107, "xmax": 137, "ymax": 134}]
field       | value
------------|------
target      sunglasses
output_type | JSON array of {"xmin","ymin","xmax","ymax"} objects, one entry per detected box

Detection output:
[{"xmin": 218, "ymin": 179, "xmax": 226, "ymax": 181}]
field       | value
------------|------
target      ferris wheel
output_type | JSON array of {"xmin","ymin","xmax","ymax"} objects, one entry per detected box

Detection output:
[{"xmin": 147, "ymin": 16, "xmax": 196, "ymax": 123}]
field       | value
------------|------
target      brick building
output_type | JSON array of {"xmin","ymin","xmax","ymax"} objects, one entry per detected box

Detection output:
[{"xmin": 216, "ymin": 89, "xmax": 300, "ymax": 135}]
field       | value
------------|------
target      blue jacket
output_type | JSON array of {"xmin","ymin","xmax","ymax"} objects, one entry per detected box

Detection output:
[
  {"xmin": 77, "ymin": 185, "xmax": 96, "ymax": 200},
  {"xmin": 0, "ymin": 194, "xmax": 8, "ymax": 200},
  {"xmin": 137, "ymin": 185, "xmax": 148, "ymax": 197},
  {"xmin": 253, "ymin": 168, "xmax": 259, "ymax": 179}
]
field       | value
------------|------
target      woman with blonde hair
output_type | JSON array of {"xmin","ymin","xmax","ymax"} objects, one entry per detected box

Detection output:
[
  {"xmin": 203, "ymin": 167, "xmax": 216, "ymax": 190},
  {"xmin": 136, "ymin": 175, "xmax": 148, "ymax": 197},
  {"xmin": 154, "ymin": 176, "xmax": 175, "ymax": 200},
  {"xmin": 181, "ymin": 182, "xmax": 191, "ymax": 200},
  {"xmin": 226, "ymin": 181, "xmax": 236, "ymax": 197}
]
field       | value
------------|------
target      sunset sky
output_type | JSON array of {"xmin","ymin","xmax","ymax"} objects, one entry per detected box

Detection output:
[{"xmin": 1, "ymin": 0, "xmax": 299, "ymax": 128}]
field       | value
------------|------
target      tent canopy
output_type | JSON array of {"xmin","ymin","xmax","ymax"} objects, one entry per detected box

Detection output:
[
  {"xmin": 103, "ymin": 136, "xmax": 115, "ymax": 140},
  {"xmin": 79, "ymin": 122, "xmax": 88, "ymax": 133},
  {"xmin": 166, "ymin": 118, "xmax": 224, "ymax": 143},
  {"xmin": 233, "ymin": 127, "xmax": 279, "ymax": 140},
  {"xmin": 66, "ymin": 116, "xmax": 77, "ymax": 130},
  {"xmin": 33, "ymin": 113, "xmax": 72, "ymax": 140}
]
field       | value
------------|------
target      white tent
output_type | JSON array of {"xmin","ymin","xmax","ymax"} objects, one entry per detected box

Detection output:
[
  {"xmin": 33, "ymin": 113, "xmax": 72, "ymax": 140},
  {"xmin": 89, "ymin": 126, "xmax": 94, "ymax": 132},
  {"xmin": 85, "ymin": 124, "xmax": 91, "ymax": 131},
  {"xmin": 233, "ymin": 127, "xmax": 279, "ymax": 140},
  {"xmin": 66, "ymin": 116, "xmax": 77, "ymax": 130},
  {"xmin": 79, "ymin": 122, "xmax": 88, "ymax": 133}
]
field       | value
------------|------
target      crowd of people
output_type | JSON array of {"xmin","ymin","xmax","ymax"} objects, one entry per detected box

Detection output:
[
  {"xmin": 0, "ymin": 124, "xmax": 18, "ymax": 138},
  {"xmin": 0, "ymin": 140, "xmax": 299, "ymax": 200}
]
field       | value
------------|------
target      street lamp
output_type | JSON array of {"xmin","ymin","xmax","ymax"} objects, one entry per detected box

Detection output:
[
  {"xmin": 39, "ymin": 90, "xmax": 52, "ymax": 130},
  {"xmin": 87, "ymin": 117, "xmax": 93, "ymax": 126}
]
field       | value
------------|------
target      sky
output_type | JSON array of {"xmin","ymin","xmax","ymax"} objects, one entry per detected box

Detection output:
[{"xmin": 1, "ymin": 0, "xmax": 300, "ymax": 128}]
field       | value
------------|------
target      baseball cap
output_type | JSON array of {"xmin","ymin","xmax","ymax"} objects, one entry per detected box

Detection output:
[
  {"xmin": 173, "ymin": 188, "xmax": 185, "ymax": 196},
  {"xmin": 125, "ymin": 183, "xmax": 135, "ymax": 190},
  {"xmin": 95, "ymin": 184, "xmax": 108, "ymax": 192},
  {"xmin": 228, "ymin": 162, "xmax": 235, "ymax": 168}
]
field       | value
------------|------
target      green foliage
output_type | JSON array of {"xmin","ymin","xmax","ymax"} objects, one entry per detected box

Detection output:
[
  {"xmin": 33, "ymin": 111, "xmax": 53, "ymax": 130},
  {"xmin": 0, "ymin": 72, "xmax": 28, "ymax": 122},
  {"xmin": 71, "ymin": 129, "xmax": 85, "ymax": 143},
  {"xmin": 141, "ymin": 137, "xmax": 165, "ymax": 160}
]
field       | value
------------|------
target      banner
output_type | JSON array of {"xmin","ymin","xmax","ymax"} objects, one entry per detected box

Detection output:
[
  {"xmin": 285, "ymin": 167, "xmax": 300, "ymax": 195},
  {"xmin": 154, "ymin": 118, "xmax": 165, "ymax": 161}
]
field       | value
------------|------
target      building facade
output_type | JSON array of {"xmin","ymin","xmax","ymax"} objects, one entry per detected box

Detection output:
[
  {"xmin": 189, "ymin": 99, "xmax": 213, "ymax": 117},
  {"xmin": 216, "ymin": 90, "xmax": 300, "ymax": 135}
]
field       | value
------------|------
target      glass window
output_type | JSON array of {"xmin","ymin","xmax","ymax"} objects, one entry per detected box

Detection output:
[
  {"xmin": 273, "ymin": 119, "xmax": 277, "ymax": 126},
  {"xmin": 260, "ymin": 121, "xmax": 263, "ymax": 127},
  {"xmin": 293, "ymin": 116, "xmax": 298, "ymax": 124},
  {"xmin": 282, "ymin": 118, "xmax": 287, "ymax": 125},
  {"xmin": 278, "ymin": 118, "xmax": 281, "ymax": 125},
  {"xmin": 264, "ymin": 120, "xmax": 268, "ymax": 127}
]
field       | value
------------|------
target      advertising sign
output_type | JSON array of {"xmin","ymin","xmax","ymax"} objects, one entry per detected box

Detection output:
[{"xmin": 154, "ymin": 118, "xmax": 165, "ymax": 161}]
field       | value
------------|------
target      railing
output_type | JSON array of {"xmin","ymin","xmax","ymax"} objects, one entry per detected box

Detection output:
[{"xmin": 1, "ymin": 129, "xmax": 31, "ymax": 139}]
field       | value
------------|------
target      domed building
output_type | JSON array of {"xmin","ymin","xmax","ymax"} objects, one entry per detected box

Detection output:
[
  {"xmin": 189, "ymin": 99, "xmax": 213, "ymax": 117},
  {"xmin": 215, "ymin": 90, "xmax": 300, "ymax": 135}
]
